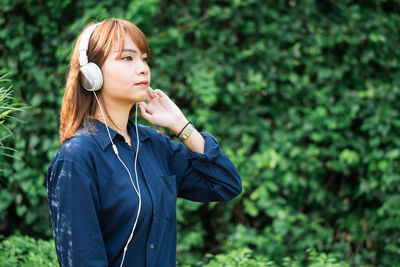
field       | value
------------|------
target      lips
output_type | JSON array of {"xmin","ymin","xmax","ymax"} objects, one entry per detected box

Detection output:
[{"xmin": 135, "ymin": 80, "xmax": 149, "ymax": 86}]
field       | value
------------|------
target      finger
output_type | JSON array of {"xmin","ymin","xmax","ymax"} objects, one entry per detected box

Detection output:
[
  {"xmin": 154, "ymin": 90, "xmax": 170, "ymax": 104},
  {"xmin": 138, "ymin": 103, "xmax": 152, "ymax": 121},
  {"xmin": 147, "ymin": 87, "xmax": 156, "ymax": 98},
  {"xmin": 144, "ymin": 91, "xmax": 153, "ymax": 103},
  {"xmin": 154, "ymin": 89, "xmax": 172, "ymax": 105},
  {"xmin": 154, "ymin": 89, "xmax": 166, "ymax": 97},
  {"xmin": 139, "ymin": 101, "xmax": 153, "ymax": 114},
  {"xmin": 138, "ymin": 101, "xmax": 147, "ymax": 109},
  {"xmin": 138, "ymin": 102, "xmax": 146, "ymax": 113}
]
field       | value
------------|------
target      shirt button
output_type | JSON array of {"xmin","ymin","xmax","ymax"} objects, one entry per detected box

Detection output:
[{"xmin": 149, "ymin": 244, "xmax": 155, "ymax": 250}]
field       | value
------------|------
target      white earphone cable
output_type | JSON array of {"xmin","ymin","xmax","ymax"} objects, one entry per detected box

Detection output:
[
  {"xmin": 120, "ymin": 103, "xmax": 141, "ymax": 267},
  {"xmin": 91, "ymin": 91, "xmax": 141, "ymax": 267},
  {"xmin": 92, "ymin": 91, "xmax": 140, "ymax": 195}
]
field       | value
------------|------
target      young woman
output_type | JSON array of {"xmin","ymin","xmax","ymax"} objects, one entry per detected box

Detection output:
[{"xmin": 46, "ymin": 18, "xmax": 242, "ymax": 267}]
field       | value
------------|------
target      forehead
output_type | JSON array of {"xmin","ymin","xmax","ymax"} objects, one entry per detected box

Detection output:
[{"xmin": 112, "ymin": 33, "xmax": 143, "ymax": 53}]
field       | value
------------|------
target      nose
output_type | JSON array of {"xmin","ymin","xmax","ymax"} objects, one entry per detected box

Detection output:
[{"xmin": 137, "ymin": 60, "xmax": 150, "ymax": 76}]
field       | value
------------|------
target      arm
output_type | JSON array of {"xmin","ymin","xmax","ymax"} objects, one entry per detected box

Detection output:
[
  {"xmin": 47, "ymin": 158, "xmax": 108, "ymax": 267},
  {"xmin": 138, "ymin": 88, "xmax": 241, "ymax": 201},
  {"xmin": 162, "ymin": 131, "xmax": 242, "ymax": 202}
]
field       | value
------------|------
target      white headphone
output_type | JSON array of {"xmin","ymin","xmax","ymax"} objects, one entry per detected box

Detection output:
[
  {"xmin": 79, "ymin": 23, "xmax": 103, "ymax": 91},
  {"xmin": 78, "ymin": 22, "xmax": 142, "ymax": 267}
]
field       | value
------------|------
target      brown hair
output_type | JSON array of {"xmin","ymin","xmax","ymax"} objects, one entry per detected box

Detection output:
[{"xmin": 59, "ymin": 19, "xmax": 150, "ymax": 144}]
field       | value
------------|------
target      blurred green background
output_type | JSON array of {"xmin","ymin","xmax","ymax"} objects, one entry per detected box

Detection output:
[{"xmin": 1, "ymin": 0, "xmax": 399, "ymax": 266}]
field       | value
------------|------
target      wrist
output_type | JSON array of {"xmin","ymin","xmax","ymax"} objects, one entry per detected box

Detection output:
[
  {"xmin": 177, "ymin": 122, "xmax": 195, "ymax": 142},
  {"xmin": 170, "ymin": 117, "xmax": 189, "ymax": 136}
]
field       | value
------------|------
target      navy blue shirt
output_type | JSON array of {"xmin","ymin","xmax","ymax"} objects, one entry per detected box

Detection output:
[{"xmin": 46, "ymin": 119, "xmax": 242, "ymax": 267}]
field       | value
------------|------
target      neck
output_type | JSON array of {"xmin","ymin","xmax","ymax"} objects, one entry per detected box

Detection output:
[{"xmin": 94, "ymin": 95, "xmax": 133, "ymax": 138}]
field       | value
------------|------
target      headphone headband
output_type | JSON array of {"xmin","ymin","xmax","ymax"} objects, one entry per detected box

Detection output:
[
  {"xmin": 79, "ymin": 23, "xmax": 101, "ymax": 66},
  {"xmin": 78, "ymin": 22, "xmax": 103, "ymax": 91}
]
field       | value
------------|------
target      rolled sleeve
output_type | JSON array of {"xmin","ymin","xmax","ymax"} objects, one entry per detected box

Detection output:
[
  {"xmin": 160, "ymin": 132, "xmax": 242, "ymax": 202},
  {"xmin": 186, "ymin": 133, "xmax": 220, "ymax": 161}
]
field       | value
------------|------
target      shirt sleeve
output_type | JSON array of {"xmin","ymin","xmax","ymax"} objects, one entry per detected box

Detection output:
[
  {"xmin": 161, "ymin": 132, "xmax": 242, "ymax": 202},
  {"xmin": 47, "ymin": 158, "xmax": 108, "ymax": 267}
]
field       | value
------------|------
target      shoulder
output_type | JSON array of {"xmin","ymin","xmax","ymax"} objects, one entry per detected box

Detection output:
[
  {"xmin": 63, "ymin": 132, "xmax": 99, "ymax": 158},
  {"xmin": 46, "ymin": 133, "xmax": 100, "ymax": 192},
  {"xmin": 49, "ymin": 132, "xmax": 100, "ymax": 170}
]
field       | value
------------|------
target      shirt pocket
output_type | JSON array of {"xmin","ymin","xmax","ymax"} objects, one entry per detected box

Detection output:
[{"xmin": 159, "ymin": 175, "xmax": 177, "ymax": 219}]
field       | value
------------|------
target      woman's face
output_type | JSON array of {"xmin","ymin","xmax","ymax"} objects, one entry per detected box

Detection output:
[{"xmin": 100, "ymin": 33, "xmax": 150, "ymax": 107}]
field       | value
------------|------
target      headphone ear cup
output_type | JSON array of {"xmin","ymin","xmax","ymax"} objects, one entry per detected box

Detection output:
[{"xmin": 79, "ymin": 62, "xmax": 103, "ymax": 91}]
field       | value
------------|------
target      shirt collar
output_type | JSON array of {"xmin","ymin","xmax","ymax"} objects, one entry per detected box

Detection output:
[{"xmin": 83, "ymin": 119, "xmax": 150, "ymax": 151}]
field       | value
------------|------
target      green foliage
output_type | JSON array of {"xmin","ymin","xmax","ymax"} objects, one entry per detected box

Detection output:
[
  {"xmin": 195, "ymin": 247, "xmax": 350, "ymax": 267},
  {"xmin": 0, "ymin": 235, "xmax": 58, "ymax": 267},
  {"xmin": 0, "ymin": 72, "xmax": 24, "ymax": 172},
  {"xmin": 1, "ymin": 0, "xmax": 400, "ymax": 266},
  {"xmin": 205, "ymin": 247, "xmax": 275, "ymax": 267},
  {"xmin": 0, "ymin": 72, "xmax": 25, "ymax": 230},
  {"xmin": 0, "ymin": 235, "xmax": 350, "ymax": 267}
]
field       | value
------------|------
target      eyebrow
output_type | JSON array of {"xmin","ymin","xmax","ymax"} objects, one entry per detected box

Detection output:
[
  {"xmin": 115, "ymin": 48, "xmax": 148, "ymax": 55},
  {"xmin": 114, "ymin": 48, "xmax": 138, "ymax": 54}
]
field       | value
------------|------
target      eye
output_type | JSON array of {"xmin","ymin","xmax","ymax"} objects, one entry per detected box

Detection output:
[
  {"xmin": 122, "ymin": 56, "xmax": 133, "ymax": 61},
  {"xmin": 142, "ymin": 56, "xmax": 148, "ymax": 62}
]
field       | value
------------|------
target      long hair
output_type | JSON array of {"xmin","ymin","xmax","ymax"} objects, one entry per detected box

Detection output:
[{"xmin": 59, "ymin": 19, "xmax": 150, "ymax": 144}]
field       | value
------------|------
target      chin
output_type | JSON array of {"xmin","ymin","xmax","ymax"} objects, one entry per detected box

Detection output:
[{"xmin": 131, "ymin": 92, "xmax": 147, "ymax": 103}]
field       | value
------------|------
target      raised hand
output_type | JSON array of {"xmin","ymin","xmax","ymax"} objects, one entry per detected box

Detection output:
[{"xmin": 138, "ymin": 88, "xmax": 188, "ymax": 135}]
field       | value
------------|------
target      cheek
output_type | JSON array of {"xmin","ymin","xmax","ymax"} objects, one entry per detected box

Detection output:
[{"xmin": 102, "ymin": 66, "xmax": 126, "ymax": 87}]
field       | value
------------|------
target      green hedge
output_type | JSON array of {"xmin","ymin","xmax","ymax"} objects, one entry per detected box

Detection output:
[
  {"xmin": 0, "ymin": 235, "xmax": 58, "ymax": 267},
  {"xmin": 1, "ymin": 0, "xmax": 400, "ymax": 265},
  {"xmin": 0, "ymin": 235, "xmax": 349, "ymax": 267},
  {"xmin": 0, "ymin": 73, "xmax": 25, "ymax": 173}
]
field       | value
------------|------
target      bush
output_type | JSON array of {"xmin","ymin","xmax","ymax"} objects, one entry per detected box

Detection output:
[
  {"xmin": 0, "ymin": 236, "xmax": 350, "ymax": 267},
  {"xmin": 204, "ymin": 247, "xmax": 275, "ymax": 267},
  {"xmin": 0, "ymin": 72, "xmax": 24, "ymax": 173},
  {"xmin": 0, "ymin": 235, "xmax": 58, "ymax": 267},
  {"xmin": 1, "ymin": 0, "xmax": 400, "ymax": 265},
  {"xmin": 197, "ymin": 247, "xmax": 349, "ymax": 267}
]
